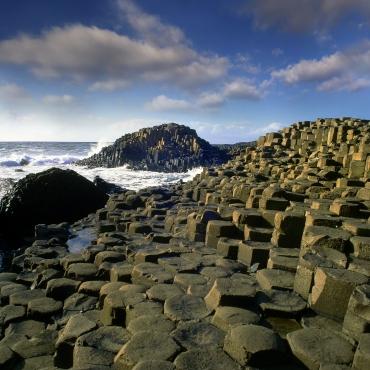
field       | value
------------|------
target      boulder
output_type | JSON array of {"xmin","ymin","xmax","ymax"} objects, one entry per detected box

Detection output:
[{"xmin": 0, "ymin": 168, "xmax": 108, "ymax": 235}]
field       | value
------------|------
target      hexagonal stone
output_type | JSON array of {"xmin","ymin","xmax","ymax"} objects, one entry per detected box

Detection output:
[
  {"xmin": 353, "ymin": 333, "xmax": 370, "ymax": 370},
  {"xmin": 200, "ymin": 266, "xmax": 231, "ymax": 280},
  {"xmin": 1, "ymin": 283, "xmax": 27, "ymax": 304},
  {"xmin": 287, "ymin": 328, "xmax": 354, "ymax": 370},
  {"xmin": 74, "ymin": 326, "xmax": 131, "ymax": 368},
  {"xmin": 132, "ymin": 361, "xmax": 175, "ymax": 370},
  {"xmin": 164, "ymin": 294, "xmax": 211, "ymax": 321},
  {"xmin": 301, "ymin": 226, "xmax": 352, "ymax": 254},
  {"xmin": 101, "ymin": 290, "xmax": 145, "ymax": 326},
  {"xmin": 5, "ymin": 319, "xmax": 45, "ymax": 337},
  {"xmin": 237, "ymin": 241, "xmax": 272, "ymax": 269},
  {"xmin": 158, "ymin": 256, "xmax": 199, "ymax": 274},
  {"xmin": 309, "ymin": 267, "xmax": 368, "ymax": 320},
  {"xmin": 256, "ymin": 269, "xmax": 295, "ymax": 290},
  {"xmin": 205, "ymin": 220, "xmax": 240, "ymax": 248},
  {"xmin": 0, "ymin": 272, "xmax": 17, "ymax": 282},
  {"xmin": 146, "ymin": 284, "xmax": 183, "ymax": 302},
  {"xmin": 257, "ymin": 290, "xmax": 307, "ymax": 316},
  {"xmin": 110, "ymin": 263, "xmax": 133, "ymax": 282},
  {"xmin": 114, "ymin": 331, "xmax": 180, "ymax": 369},
  {"xmin": 0, "ymin": 304, "xmax": 26, "ymax": 325},
  {"xmin": 204, "ymin": 278, "xmax": 256, "ymax": 310},
  {"xmin": 187, "ymin": 283, "xmax": 212, "ymax": 298},
  {"xmin": 343, "ymin": 284, "xmax": 370, "ymax": 341},
  {"xmin": 63, "ymin": 293, "xmax": 98, "ymax": 317},
  {"xmin": 46, "ymin": 278, "xmax": 80, "ymax": 300},
  {"xmin": 55, "ymin": 313, "xmax": 97, "ymax": 368},
  {"xmin": 0, "ymin": 344, "xmax": 17, "ymax": 369},
  {"xmin": 224, "ymin": 324, "xmax": 285, "ymax": 367},
  {"xmin": 94, "ymin": 251, "xmax": 125, "ymax": 266},
  {"xmin": 78, "ymin": 280, "xmax": 107, "ymax": 296},
  {"xmin": 211, "ymin": 306, "xmax": 260, "ymax": 332},
  {"xmin": 11, "ymin": 330, "xmax": 56, "ymax": 359},
  {"xmin": 217, "ymin": 238, "xmax": 240, "ymax": 259},
  {"xmin": 66, "ymin": 262, "xmax": 98, "ymax": 281},
  {"xmin": 27, "ymin": 297, "xmax": 62, "ymax": 320},
  {"xmin": 9, "ymin": 288, "xmax": 45, "ymax": 306},
  {"xmin": 174, "ymin": 273, "xmax": 207, "ymax": 289},
  {"xmin": 60, "ymin": 253, "xmax": 84, "ymax": 268},
  {"xmin": 131, "ymin": 262, "xmax": 173, "ymax": 286},
  {"xmin": 125, "ymin": 301, "xmax": 163, "ymax": 326},
  {"xmin": 174, "ymin": 348, "xmax": 240, "ymax": 370},
  {"xmin": 171, "ymin": 321, "xmax": 224, "ymax": 349},
  {"xmin": 127, "ymin": 314, "xmax": 175, "ymax": 334},
  {"xmin": 99, "ymin": 282, "xmax": 127, "ymax": 307}
]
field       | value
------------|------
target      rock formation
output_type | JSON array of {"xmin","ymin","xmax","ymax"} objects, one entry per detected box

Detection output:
[
  {"xmin": 0, "ymin": 117, "xmax": 369, "ymax": 370},
  {"xmin": 0, "ymin": 168, "xmax": 108, "ymax": 235},
  {"xmin": 76, "ymin": 123, "xmax": 230, "ymax": 172}
]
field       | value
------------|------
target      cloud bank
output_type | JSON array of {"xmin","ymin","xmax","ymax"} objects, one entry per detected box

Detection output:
[
  {"xmin": 272, "ymin": 41, "xmax": 370, "ymax": 92},
  {"xmin": 0, "ymin": 1, "xmax": 228, "ymax": 90}
]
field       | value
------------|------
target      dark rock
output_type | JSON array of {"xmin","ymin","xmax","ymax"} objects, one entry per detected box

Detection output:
[
  {"xmin": 76, "ymin": 123, "xmax": 230, "ymax": 172},
  {"xmin": 0, "ymin": 168, "xmax": 108, "ymax": 236},
  {"xmin": 93, "ymin": 176, "xmax": 125, "ymax": 195}
]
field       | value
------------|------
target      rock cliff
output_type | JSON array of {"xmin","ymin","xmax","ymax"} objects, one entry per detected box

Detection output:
[{"xmin": 76, "ymin": 123, "xmax": 229, "ymax": 172}]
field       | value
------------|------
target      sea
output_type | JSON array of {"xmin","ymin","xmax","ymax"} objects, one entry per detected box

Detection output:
[{"xmin": 0, "ymin": 141, "xmax": 202, "ymax": 199}]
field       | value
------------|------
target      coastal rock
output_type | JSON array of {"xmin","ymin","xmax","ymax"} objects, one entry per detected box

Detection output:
[
  {"xmin": 76, "ymin": 123, "xmax": 230, "ymax": 172},
  {"xmin": 0, "ymin": 168, "xmax": 108, "ymax": 235}
]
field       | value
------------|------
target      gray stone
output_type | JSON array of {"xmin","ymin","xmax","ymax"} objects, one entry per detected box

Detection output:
[
  {"xmin": 224, "ymin": 324, "xmax": 286, "ymax": 367},
  {"xmin": 287, "ymin": 328, "xmax": 354, "ymax": 370}
]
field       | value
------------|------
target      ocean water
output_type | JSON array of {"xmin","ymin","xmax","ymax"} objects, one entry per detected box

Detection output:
[{"xmin": 0, "ymin": 141, "xmax": 202, "ymax": 199}]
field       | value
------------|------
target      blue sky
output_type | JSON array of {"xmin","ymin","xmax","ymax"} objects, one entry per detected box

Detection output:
[{"xmin": 0, "ymin": 0, "xmax": 370, "ymax": 142}]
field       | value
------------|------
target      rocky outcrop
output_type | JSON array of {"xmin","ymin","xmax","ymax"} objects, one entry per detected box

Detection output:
[
  {"xmin": 76, "ymin": 123, "xmax": 230, "ymax": 172},
  {"xmin": 0, "ymin": 168, "xmax": 108, "ymax": 235}
]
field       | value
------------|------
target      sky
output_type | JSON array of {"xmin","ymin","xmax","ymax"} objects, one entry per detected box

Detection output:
[{"xmin": 0, "ymin": 0, "xmax": 370, "ymax": 143}]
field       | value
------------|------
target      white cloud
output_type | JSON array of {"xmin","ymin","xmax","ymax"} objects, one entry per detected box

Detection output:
[
  {"xmin": 43, "ymin": 94, "xmax": 75, "ymax": 104},
  {"xmin": 224, "ymin": 79, "xmax": 263, "ymax": 100},
  {"xmin": 198, "ymin": 92, "xmax": 225, "ymax": 108},
  {"xmin": 198, "ymin": 78, "xmax": 265, "ymax": 108},
  {"xmin": 117, "ymin": 0, "xmax": 186, "ymax": 47},
  {"xmin": 234, "ymin": 53, "xmax": 260, "ymax": 74},
  {"xmin": 247, "ymin": 0, "xmax": 370, "ymax": 32},
  {"xmin": 317, "ymin": 76, "xmax": 370, "ymax": 92},
  {"xmin": 146, "ymin": 95, "xmax": 191, "ymax": 111},
  {"xmin": 0, "ymin": 83, "xmax": 30, "ymax": 101},
  {"xmin": 272, "ymin": 41, "xmax": 370, "ymax": 92},
  {"xmin": 88, "ymin": 79, "xmax": 129, "ymax": 92},
  {"xmin": 0, "ymin": 2, "xmax": 228, "ymax": 90}
]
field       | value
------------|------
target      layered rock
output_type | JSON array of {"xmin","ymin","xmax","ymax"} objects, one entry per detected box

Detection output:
[{"xmin": 76, "ymin": 123, "xmax": 230, "ymax": 172}]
